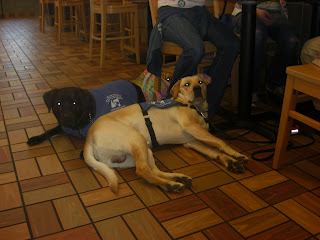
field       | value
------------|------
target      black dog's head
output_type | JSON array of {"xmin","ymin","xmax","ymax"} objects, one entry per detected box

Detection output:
[{"xmin": 43, "ymin": 87, "xmax": 96, "ymax": 129}]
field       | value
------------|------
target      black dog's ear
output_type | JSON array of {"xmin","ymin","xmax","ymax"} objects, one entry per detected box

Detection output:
[{"xmin": 43, "ymin": 89, "xmax": 58, "ymax": 112}]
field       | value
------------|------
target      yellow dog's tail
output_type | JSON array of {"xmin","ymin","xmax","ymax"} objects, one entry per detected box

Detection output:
[{"xmin": 83, "ymin": 142, "xmax": 119, "ymax": 194}]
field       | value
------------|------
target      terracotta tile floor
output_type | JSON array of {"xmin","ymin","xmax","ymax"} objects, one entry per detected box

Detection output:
[{"xmin": 1, "ymin": 17, "xmax": 320, "ymax": 240}]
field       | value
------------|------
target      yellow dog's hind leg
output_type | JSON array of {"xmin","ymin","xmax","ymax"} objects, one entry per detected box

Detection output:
[
  {"xmin": 129, "ymin": 138, "xmax": 186, "ymax": 193},
  {"xmin": 145, "ymin": 148, "xmax": 192, "ymax": 188}
]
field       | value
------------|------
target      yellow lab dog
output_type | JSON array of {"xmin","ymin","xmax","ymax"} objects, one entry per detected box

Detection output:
[{"xmin": 83, "ymin": 74, "xmax": 248, "ymax": 194}]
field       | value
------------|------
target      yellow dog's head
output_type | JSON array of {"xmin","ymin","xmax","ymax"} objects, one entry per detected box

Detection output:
[{"xmin": 170, "ymin": 74, "xmax": 211, "ymax": 106}]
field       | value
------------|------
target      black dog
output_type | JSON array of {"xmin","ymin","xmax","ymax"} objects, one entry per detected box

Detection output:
[{"xmin": 27, "ymin": 80, "xmax": 145, "ymax": 146}]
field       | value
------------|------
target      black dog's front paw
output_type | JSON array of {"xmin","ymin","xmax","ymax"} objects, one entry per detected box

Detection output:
[
  {"xmin": 27, "ymin": 126, "xmax": 62, "ymax": 146},
  {"xmin": 27, "ymin": 136, "xmax": 45, "ymax": 146}
]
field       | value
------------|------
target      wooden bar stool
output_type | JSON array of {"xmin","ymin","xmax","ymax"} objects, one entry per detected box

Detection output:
[
  {"xmin": 54, "ymin": 0, "xmax": 87, "ymax": 44},
  {"xmin": 39, "ymin": 0, "xmax": 55, "ymax": 33},
  {"xmin": 273, "ymin": 64, "xmax": 320, "ymax": 169},
  {"xmin": 89, "ymin": 0, "xmax": 140, "ymax": 68}
]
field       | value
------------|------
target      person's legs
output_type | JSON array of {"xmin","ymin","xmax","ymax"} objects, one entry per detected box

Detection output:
[
  {"xmin": 206, "ymin": 15, "xmax": 240, "ymax": 117},
  {"xmin": 267, "ymin": 14, "xmax": 298, "ymax": 91},
  {"xmin": 162, "ymin": 15, "xmax": 205, "ymax": 95},
  {"xmin": 253, "ymin": 19, "xmax": 268, "ymax": 93},
  {"xmin": 233, "ymin": 14, "xmax": 267, "ymax": 106}
]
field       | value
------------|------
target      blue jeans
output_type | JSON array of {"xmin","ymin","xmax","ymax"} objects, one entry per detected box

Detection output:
[
  {"xmin": 161, "ymin": 7, "xmax": 240, "ymax": 118},
  {"xmin": 233, "ymin": 11, "xmax": 298, "ymax": 93}
]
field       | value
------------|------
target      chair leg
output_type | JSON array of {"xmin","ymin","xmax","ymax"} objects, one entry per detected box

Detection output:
[
  {"xmin": 89, "ymin": 11, "xmax": 94, "ymax": 61},
  {"xmin": 81, "ymin": 3, "xmax": 87, "ymax": 40},
  {"xmin": 273, "ymin": 76, "xmax": 297, "ymax": 169},
  {"xmin": 40, "ymin": 1, "xmax": 44, "ymax": 32},
  {"xmin": 120, "ymin": 12, "xmax": 124, "ymax": 53},
  {"xmin": 54, "ymin": 4, "xmax": 58, "ymax": 40},
  {"xmin": 74, "ymin": 7, "xmax": 78, "ymax": 35},
  {"xmin": 70, "ymin": 6, "xmax": 74, "ymax": 33},
  {"xmin": 133, "ymin": 9, "xmax": 140, "ymax": 64},
  {"xmin": 120, "ymin": 13, "xmax": 125, "ymax": 58},
  {"xmin": 58, "ymin": 5, "xmax": 63, "ymax": 44},
  {"xmin": 100, "ymin": 14, "xmax": 107, "ymax": 68}
]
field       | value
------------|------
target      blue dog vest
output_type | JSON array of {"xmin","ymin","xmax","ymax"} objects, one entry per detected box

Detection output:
[{"xmin": 62, "ymin": 79, "xmax": 138, "ymax": 138}]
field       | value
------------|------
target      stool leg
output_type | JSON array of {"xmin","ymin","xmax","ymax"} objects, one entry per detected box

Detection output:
[
  {"xmin": 70, "ymin": 6, "xmax": 74, "ymax": 33},
  {"xmin": 89, "ymin": 11, "xmax": 94, "ymax": 61},
  {"xmin": 273, "ymin": 76, "xmax": 297, "ymax": 169},
  {"xmin": 100, "ymin": 13, "xmax": 107, "ymax": 68},
  {"xmin": 54, "ymin": 4, "xmax": 58, "ymax": 40},
  {"xmin": 120, "ymin": 13, "xmax": 125, "ymax": 57},
  {"xmin": 40, "ymin": 1, "xmax": 44, "ymax": 32},
  {"xmin": 133, "ymin": 9, "xmax": 140, "ymax": 64},
  {"xmin": 81, "ymin": 3, "xmax": 87, "ymax": 40},
  {"xmin": 58, "ymin": 5, "xmax": 63, "ymax": 44}
]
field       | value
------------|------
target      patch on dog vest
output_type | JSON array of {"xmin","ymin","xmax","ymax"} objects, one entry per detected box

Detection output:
[
  {"xmin": 62, "ymin": 80, "xmax": 138, "ymax": 138},
  {"xmin": 139, "ymin": 99, "xmax": 181, "ymax": 112}
]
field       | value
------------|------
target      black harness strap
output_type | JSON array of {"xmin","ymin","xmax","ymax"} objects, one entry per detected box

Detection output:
[
  {"xmin": 139, "ymin": 104, "xmax": 159, "ymax": 148},
  {"xmin": 139, "ymin": 101, "xmax": 208, "ymax": 148}
]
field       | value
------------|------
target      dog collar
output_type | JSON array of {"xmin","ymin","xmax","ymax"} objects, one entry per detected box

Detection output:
[
  {"xmin": 182, "ymin": 103, "xmax": 209, "ymax": 124},
  {"xmin": 89, "ymin": 113, "xmax": 94, "ymax": 124}
]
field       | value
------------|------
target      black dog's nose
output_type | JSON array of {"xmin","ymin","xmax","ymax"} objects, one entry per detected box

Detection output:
[{"xmin": 193, "ymin": 86, "xmax": 202, "ymax": 98}]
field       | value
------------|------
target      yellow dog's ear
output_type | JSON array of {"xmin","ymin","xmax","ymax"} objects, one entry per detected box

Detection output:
[
  {"xmin": 170, "ymin": 80, "xmax": 181, "ymax": 100},
  {"xmin": 198, "ymin": 74, "xmax": 212, "ymax": 85}
]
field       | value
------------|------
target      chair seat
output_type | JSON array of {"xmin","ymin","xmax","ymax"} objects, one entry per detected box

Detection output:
[
  {"xmin": 162, "ymin": 41, "xmax": 217, "ymax": 56},
  {"xmin": 58, "ymin": 0, "xmax": 85, "ymax": 6}
]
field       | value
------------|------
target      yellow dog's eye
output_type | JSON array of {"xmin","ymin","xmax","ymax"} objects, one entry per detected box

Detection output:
[
  {"xmin": 184, "ymin": 83, "xmax": 190, "ymax": 87},
  {"xmin": 57, "ymin": 102, "xmax": 61, "ymax": 106},
  {"xmin": 199, "ymin": 80, "xmax": 203, "ymax": 84}
]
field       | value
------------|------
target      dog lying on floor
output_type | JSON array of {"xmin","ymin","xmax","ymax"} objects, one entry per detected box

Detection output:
[
  {"xmin": 83, "ymin": 74, "xmax": 249, "ymax": 194},
  {"xmin": 27, "ymin": 80, "xmax": 145, "ymax": 146}
]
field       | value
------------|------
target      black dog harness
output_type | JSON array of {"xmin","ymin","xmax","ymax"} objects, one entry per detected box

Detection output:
[{"xmin": 139, "ymin": 99, "xmax": 208, "ymax": 148}]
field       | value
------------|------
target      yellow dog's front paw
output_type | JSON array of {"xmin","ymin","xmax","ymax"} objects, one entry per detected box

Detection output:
[
  {"xmin": 175, "ymin": 176, "xmax": 192, "ymax": 188},
  {"xmin": 236, "ymin": 155, "xmax": 249, "ymax": 166},
  {"xmin": 227, "ymin": 160, "xmax": 245, "ymax": 173},
  {"xmin": 165, "ymin": 182, "xmax": 185, "ymax": 193}
]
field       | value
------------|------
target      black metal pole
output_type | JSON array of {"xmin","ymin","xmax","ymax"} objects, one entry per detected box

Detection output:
[
  {"xmin": 238, "ymin": 0, "xmax": 257, "ymax": 121},
  {"xmin": 0, "ymin": 0, "xmax": 4, "ymax": 19},
  {"xmin": 310, "ymin": 1, "xmax": 320, "ymax": 37}
]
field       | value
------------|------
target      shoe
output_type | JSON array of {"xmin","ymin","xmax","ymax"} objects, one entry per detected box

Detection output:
[
  {"xmin": 266, "ymin": 85, "xmax": 285, "ymax": 99},
  {"xmin": 274, "ymin": 86, "xmax": 285, "ymax": 98},
  {"xmin": 252, "ymin": 93, "xmax": 258, "ymax": 108}
]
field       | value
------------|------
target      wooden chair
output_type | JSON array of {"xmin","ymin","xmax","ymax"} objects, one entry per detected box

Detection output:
[
  {"xmin": 273, "ymin": 64, "xmax": 320, "ymax": 169},
  {"xmin": 148, "ymin": 0, "xmax": 217, "ymax": 91},
  {"xmin": 54, "ymin": 0, "xmax": 87, "ymax": 45},
  {"xmin": 89, "ymin": 0, "xmax": 140, "ymax": 68},
  {"xmin": 39, "ymin": 0, "xmax": 55, "ymax": 33}
]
